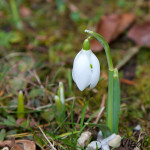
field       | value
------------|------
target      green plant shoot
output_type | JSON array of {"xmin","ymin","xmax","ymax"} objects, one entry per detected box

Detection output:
[
  {"xmin": 17, "ymin": 90, "xmax": 25, "ymax": 119},
  {"xmin": 55, "ymin": 82, "xmax": 65, "ymax": 122}
]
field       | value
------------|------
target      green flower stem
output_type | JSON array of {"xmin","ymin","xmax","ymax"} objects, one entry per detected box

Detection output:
[{"xmin": 85, "ymin": 29, "xmax": 114, "ymax": 132}]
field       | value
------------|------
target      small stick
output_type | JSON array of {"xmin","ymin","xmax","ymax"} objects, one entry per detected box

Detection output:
[
  {"xmin": 116, "ymin": 47, "xmax": 140, "ymax": 70},
  {"xmin": 38, "ymin": 126, "xmax": 56, "ymax": 150}
]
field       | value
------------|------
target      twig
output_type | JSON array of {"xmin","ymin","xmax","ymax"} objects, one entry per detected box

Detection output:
[
  {"xmin": 38, "ymin": 126, "xmax": 56, "ymax": 150},
  {"xmin": 116, "ymin": 47, "xmax": 140, "ymax": 70}
]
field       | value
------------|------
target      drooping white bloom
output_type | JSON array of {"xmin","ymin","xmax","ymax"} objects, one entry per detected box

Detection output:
[{"xmin": 72, "ymin": 49, "xmax": 100, "ymax": 91}]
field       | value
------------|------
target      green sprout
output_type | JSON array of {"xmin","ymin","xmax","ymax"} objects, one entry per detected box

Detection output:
[
  {"xmin": 17, "ymin": 90, "xmax": 25, "ymax": 119},
  {"xmin": 54, "ymin": 82, "xmax": 66, "ymax": 122}
]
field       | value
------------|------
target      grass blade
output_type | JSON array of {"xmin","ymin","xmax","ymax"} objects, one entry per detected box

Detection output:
[
  {"xmin": 0, "ymin": 66, "xmax": 10, "ymax": 83},
  {"xmin": 80, "ymin": 101, "xmax": 89, "ymax": 128}
]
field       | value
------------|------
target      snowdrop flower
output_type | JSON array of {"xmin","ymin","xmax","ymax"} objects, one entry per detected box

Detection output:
[{"xmin": 72, "ymin": 39, "xmax": 100, "ymax": 91}]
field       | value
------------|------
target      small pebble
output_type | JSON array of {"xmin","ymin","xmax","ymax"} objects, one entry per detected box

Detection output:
[
  {"xmin": 2, "ymin": 147, "xmax": 9, "ymax": 150},
  {"xmin": 101, "ymin": 144, "xmax": 110, "ymax": 150},
  {"xmin": 77, "ymin": 131, "xmax": 92, "ymax": 149},
  {"xmin": 101, "ymin": 134, "xmax": 116, "ymax": 145},
  {"xmin": 97, "ymin": 131, "xmax": 103, "ymax": 142},
  {"xmin": 100, "ymin": 134, "xmax": 116, "ymax": 150},
  {"xmin": 108, "ymin": 135, "xmax": 121, "ymax": 148},
  {"xmin": 134, "ymin": 125, "xmax": 141, "ymax": 131},
  {"xmin": 87, "ymin": 141, "xmax": 101, "ymax": 150}
]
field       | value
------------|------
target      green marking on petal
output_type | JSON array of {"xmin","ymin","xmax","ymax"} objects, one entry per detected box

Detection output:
[{"xmin": 90, "ymin": 64, "xmax": 93, "ymax": 69}]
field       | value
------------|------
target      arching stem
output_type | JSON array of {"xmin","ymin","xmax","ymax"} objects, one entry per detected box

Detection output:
[
  {"xmin": 85, "ymin": 30, "xmax": 114, "ymax": 70},
  {"xmin": 85, "ymin": 30, "xmax": 114, "ymax": 132}
]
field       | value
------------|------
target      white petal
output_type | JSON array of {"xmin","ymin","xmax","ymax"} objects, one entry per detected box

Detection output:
[
  {"xmin": 89, "ymin": 52, "xmax": 100, "ymax": 89},
  {"xmin": 72, "ymin": 50, "xmax": 82, "ymax": 82},
  {"xmin": 72, "ymin": 50, "xmax": 92, "ymax": 91}
]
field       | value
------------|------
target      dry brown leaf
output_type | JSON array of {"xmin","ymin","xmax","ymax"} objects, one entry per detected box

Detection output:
[
  {"xmin": 0, "ymin": 140, "xmax": 36, "ymax": 150},
  {"xmin": 91, "ymin": 14, "xmax": 119, "ymax": 52},
  {"xmin": 11, "ymin": 144, "xmax": 23, "ymax": 150},
  {"xmin": 113, "ymin": 14, "xmax": 135, "ymax": 39},
  {"xmin": 127, "ymin": 22, "xmax": 150, "ymax": 47},
  {"xmin": 91, "ymin": 14, "xmax": 135, "ymax": 52},
  {"xmin": 16, "ymin": 140, "xmax": 36, "ymax": 150}
]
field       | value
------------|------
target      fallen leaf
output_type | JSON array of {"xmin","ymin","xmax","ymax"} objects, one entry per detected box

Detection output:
[
  {"xmin": 91, "ymin": 14, "xmax": 119, "ymax": 52},
  {"xmin": 16, "ymin": 140, "xmax": 36, "ymax": 150},
  {"xmin": 113, "ymin": 14, "xmax": 135, "ymax": 40},
  {"xmin": 11, "ymin": 144, "xmax": 23, "ymax": 150},
  {"xmin": 0, "ymin": 140, "xmax": 36, "ymax": 150},
  {"xmin": 91, "ymin": 14, "xmax": 135, "ymax": 52},
  {"xmin": 127, "ymin": 22, "xmax": 150, "ymax": 47}
]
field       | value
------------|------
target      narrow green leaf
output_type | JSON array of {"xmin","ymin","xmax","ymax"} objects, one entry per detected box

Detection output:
[
  {"xmin": 112, "ymin": 69, "xmax": 120, "ymax": 133},
  {"xmin": 106, "ymin": 70, "xmax": 114, "ymax": 132},
  {"xmin": 3, "ymin": 116, "xmax": 16, "ymax": 126},
  {"xmin": 80, "ymin": 101, "xmax": 89, "ymax": 128},
  {"xmin": 77, "ymin": 108, "xmax": 101, "ymax": 138},
  {"xmin": 55, "ymin": 131, "xmax": 79, "ymax": 139},
  {"xmin": 70, "ymin": 98, "xmax": 75, "ymax": 130},
  {"xmin": 0, "ymin": 66, "xmax": 10, "ymax": 83}
]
